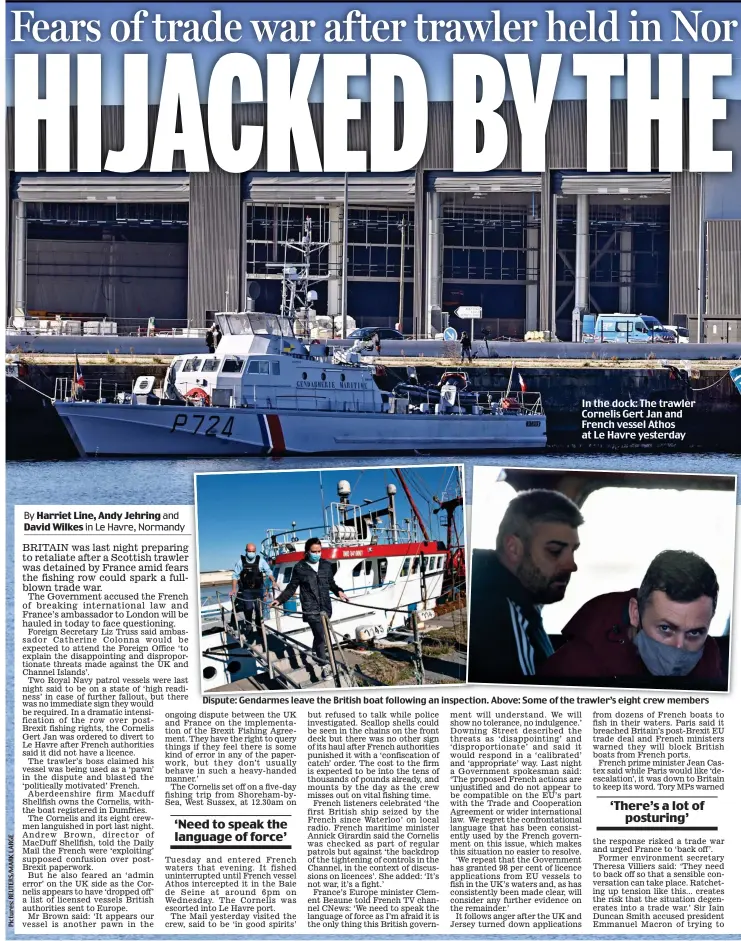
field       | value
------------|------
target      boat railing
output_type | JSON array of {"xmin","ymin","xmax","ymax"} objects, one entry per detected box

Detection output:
[
  {"xmin": 261, "ymin": 525, "xmax": 328, "ymax": 557},
  {"xmin": 200, "ymin": 587, "xmax": 357, "ymax": 690},
  {"xmin": 53, "ymin": 376, "xmax": 142, "ymax": 403},
  {"xmin": 261, "ymin": 518, "xmax": 417, "ymax": 558},
  {"xmin": 494, "ymin": 390, "xmax": 544, "ymax": 415},
  {"xmin": 326, "ymin": 499, "xmax": 416, "ymax": 545},
  {"xmin": 201, "ymin": 586, "xmax": 440, "ymax": 690}
]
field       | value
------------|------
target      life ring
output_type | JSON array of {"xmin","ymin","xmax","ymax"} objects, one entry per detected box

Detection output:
[
  {"xmin": 440, "ymin": 372, "xmax": 468, "ymax": 390},
  {"xmin": 186, "ymin": 387, "xmax": 211, "ymax": 406}
]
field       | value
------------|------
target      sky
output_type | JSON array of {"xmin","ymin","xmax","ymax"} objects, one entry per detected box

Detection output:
[
  {"xmin": 194, "ymin": 463, "xmax": 463, "ymax": 571},
  {"xmin": 6, "ymin": 2, "xmax": 741, "ymax": 102},
  {"xmin": 470, "ymin": 465, "xmax": 736, "ymax": 636}
]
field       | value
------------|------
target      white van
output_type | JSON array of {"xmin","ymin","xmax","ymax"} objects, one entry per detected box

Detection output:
[{"xmin": 582, "ymin": 314, "xmax": 676, "ymax": 344}]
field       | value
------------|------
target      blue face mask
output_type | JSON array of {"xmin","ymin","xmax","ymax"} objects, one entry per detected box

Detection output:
[
  {"xmin": 245, "ymin": 552, "xmax": 256, "ymax": 562},
  {"xmin": 308, "ymin": 552, "xmax": 321, "ymax": 563}
]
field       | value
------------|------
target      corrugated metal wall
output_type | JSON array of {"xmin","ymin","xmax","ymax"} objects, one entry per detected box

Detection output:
[
  {"xmin": 668, "ymin": 172, "xmax": 701, "ymax": 321},
  {"xmin": 6, "ymin": 101, "xmax": 738, "ymax": 327},
  {"xmin": 706, "ymin": 220, "xmax": 741, "ymax": 318},
  {"xmin": 187, "ymin": 169, "xmax": 241, "ymax": 326}
]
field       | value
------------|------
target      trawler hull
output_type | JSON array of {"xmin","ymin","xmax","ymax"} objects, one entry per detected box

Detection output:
[{"xmin": 55, "ymin": 401, "xmax": 547, "ymax": 456}]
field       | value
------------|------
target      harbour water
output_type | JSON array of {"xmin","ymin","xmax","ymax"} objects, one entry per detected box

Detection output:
[{"xmin": 7, "ymin": 452, "xmax": 741, "ymax": 509}]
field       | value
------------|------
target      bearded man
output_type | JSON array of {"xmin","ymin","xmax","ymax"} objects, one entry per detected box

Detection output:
[{"xmin": 468, "ymin": 490, "xmax": 583, "ymax": 683}]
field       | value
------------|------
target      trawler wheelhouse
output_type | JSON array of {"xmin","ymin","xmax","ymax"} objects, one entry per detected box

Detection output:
[{"xmin": 265, "ymin": 480, "xmax": 446, "ymax": 635}]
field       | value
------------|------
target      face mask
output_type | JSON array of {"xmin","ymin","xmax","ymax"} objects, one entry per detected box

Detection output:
[
  {"xmin": 245, "ymin": 552, "xmax": 256, "ymax": 562},
  {"xmin": 308, "ymin": 552, "xmax": 321, "ymax": 563},
  {"xmin": 633, "ymin": 629, "xmax": 704, "ymax": 677}
]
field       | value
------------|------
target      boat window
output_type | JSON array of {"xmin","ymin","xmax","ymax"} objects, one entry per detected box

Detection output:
[
  {"xmin": 331, "ymin": 562, "xmax": 339, "ymax": 577},
  {"xmin": 282, "ymin": 567, "xmax": 293, "ymax": 583},
  {"xmin": 221, "ymin": 357, "xmax": 244, "ymax": 374},
  {"xmin": 271, "ymin": 362, "xmax": 281, "ymax": 376},
  {"xmin": 377, "ymin": 558, "xmax": 388, "ymax": 584},
  {"xmin": 420, "ymin": 557, "xmax": 427, "ymax": 572},
  {"xmin": 411, "ymin": 558, "xmax": 419, "ymax": 575},
  {"xmin": 247, "ymin": 360, "xmax": 270, "ymax": 375},
  {"xmin": 352, "ymin": 562, "xmax": 363, "ymax": 577},
  {"xmin": 182, "ymin": 357, "xmax": 200, "ymax": 372},
  {"xmin": 400, "ymin": 558, "xmax": 410, "ymax": 577},
  {"xmin": 365, "ymin": 560, "xmax": 373, "ymax": 576},
  {"xmin": 201, "ymin": 358, "xmax": 220, "ymax": 373}
]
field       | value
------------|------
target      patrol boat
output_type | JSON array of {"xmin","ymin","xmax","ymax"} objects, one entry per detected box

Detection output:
[
  {"xmin": 53, "ymin": 312, "xmax": 546, "ymax": 456},
  {"xmin": 52, "ymin": 216, "xmax": 545, "ymax": 456},
  {"xmin": 200, "ymin": 472, "xmax": 465, "ymax": 691}
]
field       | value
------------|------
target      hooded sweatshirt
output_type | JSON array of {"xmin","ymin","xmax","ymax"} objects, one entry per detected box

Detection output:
[{"xmin": 537, "ymin": 589, "xmax": 725, "ymax": 689}]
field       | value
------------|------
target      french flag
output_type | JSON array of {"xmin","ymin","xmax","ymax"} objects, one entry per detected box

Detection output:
[
  {"xmin": 518, "ymin": 372, "xmax": 527, "ymax": 393},
  {"xmin": 74, "ymin": 354, "xmax": 85, "ymax": 390}
]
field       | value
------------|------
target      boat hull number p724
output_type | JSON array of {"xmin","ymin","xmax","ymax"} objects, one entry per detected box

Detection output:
[{"xmin": 170, "ymin": 413, "xmax": 235, "ymax": 436}]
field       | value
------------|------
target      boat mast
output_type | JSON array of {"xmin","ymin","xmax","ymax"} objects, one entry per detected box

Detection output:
[
  {"xmin": 394, "ymin": 469, "xmax": 430, "ymax": 542},
  {"xmin": 505, "ymin": 363, "xmax": 515, "ymax": 397},
  {"xmin": 341, "ymin": 173, "xmax": 349, "ymax": 339}
]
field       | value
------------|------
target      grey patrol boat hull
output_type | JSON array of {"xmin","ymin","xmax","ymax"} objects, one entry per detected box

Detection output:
[{"xmin": 55, "ymin": 401, "xmax": 547, "ymax": 457}]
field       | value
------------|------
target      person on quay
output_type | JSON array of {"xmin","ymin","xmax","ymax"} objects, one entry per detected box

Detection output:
[{"xmin": 460, "ymin": 331, "xmax": 473, "ymax": 363}]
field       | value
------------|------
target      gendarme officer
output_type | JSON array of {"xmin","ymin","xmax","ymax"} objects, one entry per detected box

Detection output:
[{"xmin": 231, "ymin": 543, "xmax": 277, "ymax": 636}]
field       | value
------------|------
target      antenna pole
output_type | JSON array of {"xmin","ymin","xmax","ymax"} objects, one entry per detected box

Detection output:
[
  {"xmin": 395, "ymin": 469, "xmax": 430, "ymax": 542},
  {"xmin": 341, "ymin": 173, "xmax": 349, "ymax": 339}
]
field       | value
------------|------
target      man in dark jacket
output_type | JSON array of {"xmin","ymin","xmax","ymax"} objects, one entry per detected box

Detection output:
[
  {"xmin": 272, "ymin": 538, "xmax": 348, "ymax": 677},
  {"xmin": 538, "ymin": 550, "xmax": 725, "ymax": 689},
  {"xmin": 468, "ymin": 490, "xmax": 583, "ymax": 683},
  {"xmin": 460, "ymin": 331, "xmax": 473, "ymax": 362}
]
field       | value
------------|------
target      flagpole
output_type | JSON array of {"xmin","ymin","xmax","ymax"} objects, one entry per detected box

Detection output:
[{"xmin": 505, "ymin": 363, "xmax": 514, "ymax": 398}]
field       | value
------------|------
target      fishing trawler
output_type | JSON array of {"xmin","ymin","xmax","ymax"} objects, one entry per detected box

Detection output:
[
  {"xmin": 200, "ymin": 471, "xmax": 465, "ymax": 691},
  {"xmin": 51, "ymin": 219, "xmax": 546, "ymax": 457}
]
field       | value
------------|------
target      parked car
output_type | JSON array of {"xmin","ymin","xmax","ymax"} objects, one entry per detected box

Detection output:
[
  {"xmin": 348, "ymin": 327, "xmax": 404, "ymax": 341},
  {"xmin": 664, "ymin": 325, "xmax": 691, "ymax": 343},
  {"xmin": 582, "ymin": 314, "xmax": 676, "ymax": 343}
]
